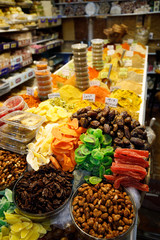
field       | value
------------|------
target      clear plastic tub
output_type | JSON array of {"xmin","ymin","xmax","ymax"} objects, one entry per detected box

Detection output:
[
  {"xmin": 38, "ymin": 84, "xmax": 52, "ymax": 91},
  {"xmin": 36, "ymin": 74, "xmax": 51, "ymax": 81},
  {"xmin": 91, "ymin": 39, "xmax": 104, "ymax": 45},
  {"xmin": 35, "ymin": 68, "xmax": 50, "ymax": 76},
  {"xmin": 76, "ymin": 84, "xmax": 89, "ymax": 91},
  {"xmin": 36, "ymin": 61, "xmax": 48, "ymax": 70},
  {"xmin": 3, "ymin": 96, "xmax": 26, "ymax": 113},
  {"xmin": 92, "ymin": 48, "xmax": 103, "ymax": 53},
  {"xmin": 0, "ymin": 106, "xmax": 8, "ymax": 118},
  {"xmin": 92, "ymin": 52, "xmax": 103, "ymax": 57},
  {"xmin": 75, "ymin": 71, "xmax": 88, "ymax": 77},
  {"xmin": 74, "ymin": 56, "xmax": 87, "ymax": 62},
  {"xmin": 72, "ymin": 43, "xmax": 88, "ymax": 52},
  {"xmin": 92, "ymin": 56, "xmax": 103, "ymax": 62},
  {"xmin": 0, "ymin": 142, "xmax": 27, "ymax": 155},
  {"xmin": 38, "ymin": 89, "xmax": 52, "ymax": 97},
  {"xmin": 76, "ymin": 80, "xmax": 90, "ymax": 86},
  {"xmin": 0, "ymin": 123, "xmax": 35, "ymax": 143},
  {"xmin": 73, "ymin": 51, "xmax": 87, "ymax": 57},
  {"xmin": 74, "ymin": 61, "xmax": 87, "ymax": 67},
  {"xmin": 37, "ymin": 79, "xmax": 52, "ymax": 86},
  {"xmin": 74, "ymin": 66, "xmax": 88, "ymax": 72},
  {"xmin": 76, "ymin": 76, "xmax": 89, "ymax": 82},
  {"xmin": 0, "ymin": 111, "xmax": 45, "ymax": 130}
]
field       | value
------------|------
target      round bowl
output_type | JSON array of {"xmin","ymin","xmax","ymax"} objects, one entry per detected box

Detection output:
[
  {"xmin": 3, "ymin": 96, "xmax": 25, "ymax": 113},
  {"xmin": 13, "ymin": 175, "xmax": 73, "ymax": 221},
  {"xmin": 70, "ymin": 183, "xmax": 137, "ymax": 240}
]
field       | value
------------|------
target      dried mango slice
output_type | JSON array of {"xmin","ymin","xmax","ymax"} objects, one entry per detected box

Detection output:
[{"xmin": 5, "ymin": 213, "xmax": 21, "ymax": 225}]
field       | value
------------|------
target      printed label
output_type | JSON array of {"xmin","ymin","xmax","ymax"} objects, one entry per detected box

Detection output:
[
  {"xmin": 108, "ymin": 50, "xmax": 115, "ymax": 56},
  {"xmin": 126, "ymin": 51, "xmax": 133, "ymax": 57},
  {"xmin": 83, "ymin": 94, "xmax": 95, "ymax": 102},
  {"xmin": 27, "ymin": 87, "xmax": 35, "ymax": 96},
  {"xmin": 48, "ymin": 93, "xmax": 60, "ymax": 99},
  {"xmin": 128, "ymin": 39, "xmax": 134, "ymax": 44},
  {"xmin": 108, "ymin": 45, "xmax": 114, "ymax": 50},
  {"xmin": 105, "ymin": 97, "xmax": 118, "ymax": 107},
  {"xmin": 89, "ymin": 80, "xmax": 100, "ymax": 87},
  {"xmin": 124, "ymin": 59, "xmax": 132, "ymax": 67}
]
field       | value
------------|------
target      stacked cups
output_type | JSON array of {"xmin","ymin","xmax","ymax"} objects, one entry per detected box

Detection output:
[
  {"xmin": 91, "ymin": 39, "xmax": 104, "ymax": 71},
  {"xmin": 72, "ymin": 43, "xmax": 89, "ymax": 91},
  {"xmin": 35, "ymin": 61, "xmax": 52, "ymax": 100}
]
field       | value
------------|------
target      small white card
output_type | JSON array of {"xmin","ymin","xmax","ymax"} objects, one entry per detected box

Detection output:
[
  {"xmin": 128, "ymin": 39, "xmax": 134, "ymax": 44},
  {"xmin": 126, "ymin": 51, "xmax": 133, "ymax": 57},
  {"xmin": 89, "ymin": 80, "xmax": 100, "ymax": 87},
  {"xmin": 124, "ymin": 59, "xmax": 132, "ymax": 67},
  {"xmin": 108, "ymin": 45, "xmax": 114, "ymax": 50},
  {"xmin": 105, "ymin": 97, "xmax": 118, "ymax": 107},
  {"xmin": 48, "ymin": 92, "xmax": 60, "ymax": 99},
  {"xmin": 27, "ymin": 87, "xmax": 34, "ymax": 96},
  {"xmin": 83, "ymin": 94, "xmax": 95, "ymax": 102},
  {"xmin": 108, "ymin": 50, "xmax": 115, "ymax": 56}
]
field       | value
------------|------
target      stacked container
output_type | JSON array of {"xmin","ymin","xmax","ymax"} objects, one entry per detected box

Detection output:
[
  {"xmin": 0, "ymin": 111, "xmax": 45, "ymax": 154},
  {"xmin": 72, "ymin": 43, "xmax": 89, "ymax": 91},
  {"xmin": 35, "ymin": 61, "xmax": 52, "ymax": 100},
  {"xmin": 91, "ymin": 39, "xmax": 104, "ymax": 71}
]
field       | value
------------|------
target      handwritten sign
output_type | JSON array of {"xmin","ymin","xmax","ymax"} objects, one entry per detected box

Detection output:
[
  {"xmin": 105, "ymin": 97, "xmax": 118, "ymax": 107},
  {"xmin": 126, "ymin": 51, "xmax": 133, "ymax": 57},
  {"xmin": 89, "ymin": 80, "xmax": 100, "ymax": 86},
  {"xmin": 83, "ymin": 94, "xmax": 95, "ymax": 102},
  {"xmin": 27, "ymin": 87, "xmax": 34, "ymax": 96}
]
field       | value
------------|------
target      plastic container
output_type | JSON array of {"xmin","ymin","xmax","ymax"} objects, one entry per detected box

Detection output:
[
  {"xmin": 3, "ymin": 96, "xmax": 26, "ymax": 113},
  {"xmin": 92, "ymin": 48, "xmax": 103, "ymax": 53},
  {"xmin": 0, "ymin": 106, "xmax": 8, "ymax": 118},
  {"xmin": 76, "ymin": 80, "xmax": 90, "ymax": 86},
  {"xmin": 73, "ymin": 51, "xmax": 87, "ymax": 57},
  {"xmin": 74, "ymin": 66, "xmax": 88, "ymax": 72},
  {"xmin": 37, "ymin": 79, "xmax": 52, "ymax": 86},
  {"xmin": 75, "ymin": 71, "xmax": 88, "ymax": 77},
  {"xmin": 74, "ymin": 61, "xmax": 88, "ymax": 67},
  {"xmin": 13, "ymin": 175, "xmax": 73, "ymax": 221},
  {"xmin": 36, "ymin": 61, "xmax": 48, "ymax": 70},
  {"xmin": 92, "ymin": 52, "xmax": 103, "ymax": 57},
  {"xmin": 72, "ymin": 43, "xmax": 88, "ymax": 52},
  {"xmin": 76, "ymin": 84, "xmax": 89, "ymax": 91},
  {"xmin": 38, "ymin": 89, "xmax": 52, "ymax": 97},
  {"xmin": 0, "ymin": 111, "xmax": 45, "ymax": 131},
  {"xmin": 91, "ymin": 38, "xmax": 104, "ymax": 46},
  {"xmin": 76, "ymin": 76, "xmax": 89, "ymax": 82},
  {"xmin": 36, "ymin": 74, "xmax": 51, "ymax": 81},
  {"xmin": 70, "ymin": 185, "xmax": 136, "ymax": 240},
  {"xmin": 74, "ymin": 56, "xmax": 87, "ymax": 63},
  {"xmin": 38, "ymin": 84, "xmax": 52, "ymax": 92},
  {"xmin": 35, "ymin": 68, "xmax": 50, "ymax": 76}
]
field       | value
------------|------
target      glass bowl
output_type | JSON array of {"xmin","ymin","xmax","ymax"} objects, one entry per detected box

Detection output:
[
  {"xmin": 70, "ymin": 183, "xmax": 137, "ymax": 240},
  {"xmin": 13, "ymin": 175, "xmax": 73, "ymax": 221}
]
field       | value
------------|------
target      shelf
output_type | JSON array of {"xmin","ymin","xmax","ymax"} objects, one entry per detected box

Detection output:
[
  {"xmin": 30, "ymin": 39, "xmax": 63, "ymax": 54},
  {"xmin": 148, "ymin": 53, "xmax": 156, "ymax": 56},
  {"xmin": 32, "ymin": 37, "xmax": 58, "ymax": 45},
  {"xmin": 147, "ymin": 71, "xmax": 156, "ymax": 74},
  {"xmin": 62, "ymin": 14, "xmax": 105, "ymax": 18},
  {"xmin": 55, "ymin": 0, "xmax": 134, "ymax": 5},
  {"xmin": 0, "ymin": 57, "xmax": 32, "ymax": 78}
]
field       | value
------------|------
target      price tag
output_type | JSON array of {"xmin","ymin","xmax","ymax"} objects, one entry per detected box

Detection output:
[
  {"xmin": 89, "ymin": 80, "xmax": 100, "ymax": 87},
  {"xmin": 108, "ymin": 45, "xmax": 114, "ymax": 50},
  {"xmin": 105, "ymin": 97, "xmax": 118, "ymax": 107},
  {"xmin": 108, "ymin": 50, "xmax": 115, "ymax": 56},
  {"xmin": 48, "ymin": 93, "xmax": 60, "ymax": 99},
  {"xmin": 11, "ymin": 42, "xmax": 16, "ymax": 48},
  {"xmin": 126, "ymin": 51, "xmax": 133, "ymax": 57},
  {"xmin": 83, "ymin": 94, "xmax": 95, "ymax": 102},
  {"xmin": 128, "ymin": 39, "xmax": 133, "ymax": 44},
  {"xmin": 124, "ymin": 59, "xmax": 132, "ymax": 67},
  {"xmin": 110, "ymin": 86, "xmax": 120, "ymax": 92},
  {"xmin": 3, "ymin": 43, "xmax": 10, "ymax": 50},
  {"xmin": 27, "ymin": 87, "xmax": 34, "ymax": 96}
]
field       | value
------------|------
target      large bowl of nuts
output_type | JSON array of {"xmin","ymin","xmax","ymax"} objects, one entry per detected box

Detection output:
[
  {"xmin": 70, "ymin": 182, "xmax": 136, "ymax": 240},
  {"xmin": 13, "ymin": 162, "xmax": 74, "ymax": 221}
]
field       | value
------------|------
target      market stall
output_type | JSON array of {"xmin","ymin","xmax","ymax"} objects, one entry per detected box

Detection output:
[{"xmin": 0, "ymin": 40, "xmax": 151, "ymax": 240}]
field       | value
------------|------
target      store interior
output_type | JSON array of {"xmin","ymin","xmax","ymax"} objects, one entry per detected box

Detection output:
[{"xmin": 0, "ymin": 0, "xmax": 160, "ymax": 240}]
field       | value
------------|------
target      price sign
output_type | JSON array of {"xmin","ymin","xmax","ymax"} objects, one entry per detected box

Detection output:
[
  {"xmin": 3, "ymin": 43, "xmax": 10, "ymax": 50},
  {"xmin": 108, "ymin": 45, "xmax": 114, "ymax": 50},
  {"xmin": 126, "ymin": 51, "xmax": 133, "ymax": 57},
  {"xmin": 48, "ymin": 93, "xmax": 60, "ymax": 99},
  {"xmin": 108, "ymin": 50, "xmax": 115, "ymax": 56},
  {"xmin": 128, "ymin": 39, "xmax": 133, "ymax": 44},
  {"xmin": 11, "ymin": 42, "xmax": 16, "ymax": 48},
  {"xmin": 105, "ymin": 97, "xmax": 118, "ymax": 107},
  {"xmin": 110, "ymin": 86, "xmax": 120, "ymax": 92},
  {"xmin": 124, "ymin": 59, "xmax": 132, "ymax": 67},
  {"xmin": 83, "ymin": 94, "xmax": 95, "ymax": 102},
  {"xmin": 27, "ymin": 87, "xmax": 34, "ymax": 96},
  {"xmin": 89, "ymin": 80, "xmax": 100, "ymax": 87}
]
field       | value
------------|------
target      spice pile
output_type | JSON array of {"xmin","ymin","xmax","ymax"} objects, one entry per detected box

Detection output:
[
  {"xmin": 72, "ymin": 182, "xmax": 135, "ymax": 239},
  {"xmin": 20, "ymin": 94, "xmax": 41, "ymax": 108},
  {"xmin": 104, "ymin": 148, "xmax": 149, "ymax": 192},
  {"xmin": 71, "ymin": 107, "xmax": 149, "ymax": 150},
  {"xmin": 0, "ymin": 150, "xmax": 27, "ymax": 190},
  {"xmin": 15, "ymin": 162, "xmax": 73, "ymax": 214}
]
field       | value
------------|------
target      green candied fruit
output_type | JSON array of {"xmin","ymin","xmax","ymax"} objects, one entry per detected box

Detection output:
[
  {"xmin": 83, "ymin": 135, "xmax": 96, "ymax": 145},
  {"xmin": 101, "ymin": 134, "xmax": 112, "ymax": 146},
  {"xmin": 105, "ymin": 168, "xmax": 112, "ymax": 175},
  {"xmin": 5, "ymin": 189, "xmax": 13, "ymax": 203},
  {"xmin": 104, "ymin": 146, "xmax": 114, "ymax": 156},
  {"xmin": 80, "ymin": 145, "xmax": 92, "ymax": 156},
  {"xmin": 99, "ymin": 165, "xmax": 106, "ymax": 178},
  {"xmin": 101, "ymin": 156, "xmax": 112, "ymax": 167},
  {"xmin": 89, "ymin": 176, "xmax": 102, "ymax": 185},
  {"xmin": 93, "ymin": 129, "xmax": 103, "ymax": 139},
  {"xmin": 87, "ymin": 128, "xmax": 95, "ymax": 135},
  {"xmin": 84, "ymin": 176, "xmax": 90, "ymax": 184},
  {"xmin": 89, "ymin": 156, "xmax": 100, "ymax": 166},
  {"xmin": 75, "ymin": 148, "xmax": 87, "ymax": 163},
  {"xmin": 80, "ymin": 134, "xmax": 86, "ymax": 143},
  {"xmin": 91, "ymin": 149, "xmax": 104, "ymax": 161}
]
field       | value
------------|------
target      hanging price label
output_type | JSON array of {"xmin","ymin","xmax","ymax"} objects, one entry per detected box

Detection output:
[
  {"xmin": 128, "ymin": 39, "xmax": 134, "ymax": 44},
  {"xmin": 124, "ymin": 59, "xmax": 132, "ymax": 67},
  {"xmin": 107, "ymin": 45, "xmax": 114, "ymax": 50},
  {"xmin": 89, "ymin": 80, "xmax": 100, "ymax": 87},
  {"xmin": 126, "ymin": 51, "xmax": 133, "ymax": 57},
  {"xmin": 27, "ymin": 87, "xmax": 35, "ymax": 96},
  {"xmin": 108, "ymin": 50, "xmax": 115, "ymax": 56},
  {"xmin": 48, "ymin": 92, "xmax": 60, "ymax": 99},
  {"xmin": 105, "ymin": 97, "xmax": 118, "ymax": 107},
  {"xmin": 83, "ymin": 94, "xmax": 95, "ymax": 102}
]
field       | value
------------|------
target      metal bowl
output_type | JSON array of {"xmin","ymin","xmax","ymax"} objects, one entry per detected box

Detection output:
[
  {"xmin": 13, "ymin": 175, "xmax": 73, "ymax": 221},
  {"xmin": 70, "ymin": 184, "xmax": 137, "ymax": 240}
]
